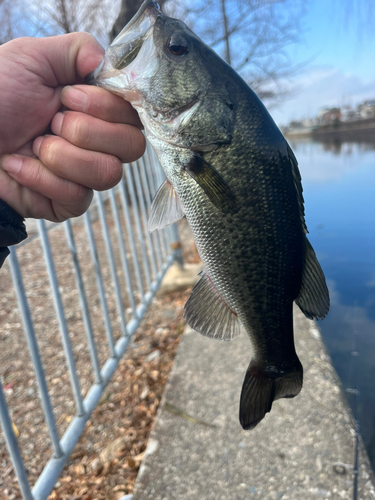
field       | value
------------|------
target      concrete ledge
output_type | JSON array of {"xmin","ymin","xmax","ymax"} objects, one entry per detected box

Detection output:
[
  {"xmin": 132, "ymin": 307, "xmax": 375, "ymax": 500},
  {"xmin": 157, "ymin": 263, "xmax": 203, "ymax": 295}
]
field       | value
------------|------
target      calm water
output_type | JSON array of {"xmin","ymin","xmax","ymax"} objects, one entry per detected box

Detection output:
[{"xmin": 288, "ymin": 138, "xmax": 375, "ymax": 466}]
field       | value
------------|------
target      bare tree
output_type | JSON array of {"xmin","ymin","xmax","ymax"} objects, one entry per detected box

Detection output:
[
  {"xmin": 334, "ymin": 0, "xmax": 375, "ymax": 42},
  {"xmin": 0, "ymin": 0, "xmax": 25, "ymax": 43},
  {"xmin": 0, "ymin": 0, "xmax": 306, "ymax": 106},
  {"xmin": 0, "ymin": 0, "xmax": 120, "ymax": 45},
  {"xmin": 26, "ymin": 0, "xmax": 118, "ymax": 44}
]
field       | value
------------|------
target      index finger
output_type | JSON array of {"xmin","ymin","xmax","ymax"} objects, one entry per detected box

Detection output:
[{"xmin": 61, "ymin": 84, "xmax": 143, "ymax": 127}]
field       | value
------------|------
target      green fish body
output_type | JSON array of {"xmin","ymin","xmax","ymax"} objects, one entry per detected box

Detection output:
[{"xmin": 88, "ymin": 0, "xmax": 329, "ymax": 429}]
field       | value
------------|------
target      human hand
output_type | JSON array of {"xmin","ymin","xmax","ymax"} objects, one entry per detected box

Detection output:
[{"xmin": 0, "ymin": 33, "xmax": 145, "ymax": 222}]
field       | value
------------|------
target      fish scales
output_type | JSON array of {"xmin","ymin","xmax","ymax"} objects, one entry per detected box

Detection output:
[
  {"xmin": 173, "ymin": 91, "xmax": 303, "ymax": 351},
  {"xmin": 87, "ymin": 0, "xmax": 329, "ymax": 429}
]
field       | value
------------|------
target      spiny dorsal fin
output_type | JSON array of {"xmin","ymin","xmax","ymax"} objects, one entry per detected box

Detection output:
[
  {"xmin": 296, "ymin": 236, "xmax": 330, "ymax": 320},
  {"xmin": 183, "ymin": 270, "xmax": 241, "ymax": 341},
  {"xmin": 148, "ymin": 179, "xmax": 185, "ymax": 232},
  {"xmin": 184, "ymin": 154, "xmax": 236, "ymax": 212}
]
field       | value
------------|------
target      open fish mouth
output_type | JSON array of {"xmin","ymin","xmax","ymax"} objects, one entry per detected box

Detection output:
[
  {"xmin": 86, "ymin": 1, "xmax": 161, "ymax": 87},
  {"xmin": 86, "ymin": 1, "xmax": 203, "ymax": 143}
]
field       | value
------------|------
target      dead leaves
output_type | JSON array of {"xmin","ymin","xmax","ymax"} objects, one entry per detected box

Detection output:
[{"xmin": 43, "ymin": 290, "xmax": 189, "ymax": 499}]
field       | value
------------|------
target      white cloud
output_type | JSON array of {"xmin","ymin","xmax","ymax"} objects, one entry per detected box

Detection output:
[{"xmin": 268, "ymin": 66, "xmax": 375, "ymax": 126}]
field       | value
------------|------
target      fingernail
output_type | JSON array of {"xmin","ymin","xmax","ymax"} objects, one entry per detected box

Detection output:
[
  {"xmin": 52, "ymin": 112, "xmax": 65, "ymax": 135},
  {"xmin": 33, "ymin": 137, "xmax": 44, "ymax": 157},
  {"xmin": 63, "ymin": 86, "xmax": 88, "ymax": 112},
  {"xmin": 2, "ymin": 155, "xmax": 23, "ymax": 174}
]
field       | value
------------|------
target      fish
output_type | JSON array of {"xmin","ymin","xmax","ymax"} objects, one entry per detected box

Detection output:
[{"xmin": 87, "ymin": 0, "xmax": 330, "ymax": 429}]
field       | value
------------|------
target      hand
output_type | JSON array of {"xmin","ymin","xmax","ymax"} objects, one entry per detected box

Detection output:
[{"xmin": 0, "ymin": 33, "xmax": 145, "ymax": 222}]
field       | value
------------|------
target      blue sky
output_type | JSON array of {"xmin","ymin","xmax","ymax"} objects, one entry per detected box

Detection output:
[{"xmin": 269, "ymin": 0, "xmax": 375, "ymax": 126}]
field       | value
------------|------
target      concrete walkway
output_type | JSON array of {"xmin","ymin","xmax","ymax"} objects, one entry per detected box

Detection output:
[{"xmin": 132, "ymin": 307, "xmax": 375, "ymax": 500}]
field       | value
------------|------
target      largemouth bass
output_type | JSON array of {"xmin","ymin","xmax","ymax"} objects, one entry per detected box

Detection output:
[{"xmin": 87, "ymin": 1, "xmax": 329, "ymax": 429}]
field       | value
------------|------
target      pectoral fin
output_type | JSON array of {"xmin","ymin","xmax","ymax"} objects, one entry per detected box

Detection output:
[
  {"xmin": 296, "ymin": 237, "xmax": 330, "ymax": 320},
  {"xmin": 184, "ymin": 154, "xmax": 236, "ymax": 212},
  {"xmin": 148, "ymin": 179, "xmax": 185, "ymax": 232},
  {"xmin": 183, "ymin": 270, "xmax": 241, "ymax": 341}
]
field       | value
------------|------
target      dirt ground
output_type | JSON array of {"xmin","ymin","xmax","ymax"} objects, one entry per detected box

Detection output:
[{"xmin": 0, "ymin": 203, "xmax": 199, "ymax": 500}]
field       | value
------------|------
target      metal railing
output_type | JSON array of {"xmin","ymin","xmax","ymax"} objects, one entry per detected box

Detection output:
[{"xmin": 0, "ymin": 145, "xmax": 180, "ymax": 500}]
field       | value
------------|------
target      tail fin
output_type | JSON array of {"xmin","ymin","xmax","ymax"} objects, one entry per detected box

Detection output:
[{"xmin": 239, "ymin": 359, "xmax": 303, "ymax": 430}]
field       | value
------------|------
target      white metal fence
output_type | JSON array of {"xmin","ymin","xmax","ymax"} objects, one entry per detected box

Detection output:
[{"xmin": 0, "ymin": 145, "xmax": 180, "ymax": 499}]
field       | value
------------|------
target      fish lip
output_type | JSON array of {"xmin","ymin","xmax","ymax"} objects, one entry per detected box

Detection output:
[{"xmin": 111, "ymin": 1, "xmax": 161, "ymax": 46}]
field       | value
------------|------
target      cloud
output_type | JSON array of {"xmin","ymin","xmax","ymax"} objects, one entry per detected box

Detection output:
[{"xmin": 269, "ymin": 66, "xmax": 375, "ymax": 126}]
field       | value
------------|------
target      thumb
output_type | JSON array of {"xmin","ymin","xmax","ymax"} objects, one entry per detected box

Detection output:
[{"xmin": 32, "ymin": 32, "xmax": 105, "ymax": 86}]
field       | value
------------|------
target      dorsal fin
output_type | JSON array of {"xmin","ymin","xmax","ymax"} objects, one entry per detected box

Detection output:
[
  {"xmin": 287, "ymin": 143, "xmax": 307, "ymax": 234},
  {"xmin": 148, "ymin": 179, "xmax": 185, "ymax": 232},
  {"xmin": 183, "ymin": 270, "xmax": 241, "ymax": 341}
]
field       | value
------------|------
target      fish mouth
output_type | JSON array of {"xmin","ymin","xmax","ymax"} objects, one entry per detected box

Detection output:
[{"xmin": 86, "ymin": 1, "xmax": 161, "ymax": 86}]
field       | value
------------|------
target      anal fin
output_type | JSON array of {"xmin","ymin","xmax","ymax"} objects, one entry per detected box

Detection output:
[
  {"xmin": 296, "ymin": 237, "xmax": 330, "ymax": 320},
  {"xmin": 148, "ymin": 179, "xmax": 185, "ymax": 232},
  {"xmin": 183, "ymin": 270, "xmax": 241, "ymax": 341}
]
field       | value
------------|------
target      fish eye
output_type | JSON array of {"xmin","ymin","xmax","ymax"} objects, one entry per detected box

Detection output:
[{"xmin": 167, "ymin": 34, "xmax": 189, "ymax": 56}]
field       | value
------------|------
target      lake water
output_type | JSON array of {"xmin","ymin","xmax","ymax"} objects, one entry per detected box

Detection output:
[{"xmin": 288, "ymin": 138, "xmax": 375, "ymax": 467}]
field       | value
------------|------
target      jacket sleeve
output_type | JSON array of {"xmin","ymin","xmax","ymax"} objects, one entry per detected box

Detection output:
[{"xmin": 0, "ymin": 200, "xmax": 28, "ymax": 268}]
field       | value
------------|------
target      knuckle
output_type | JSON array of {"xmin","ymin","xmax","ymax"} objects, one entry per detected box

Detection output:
[
  {"xmin": 53, "ymin": 188, "xmax": 93, "ymax": 222},
  {"xmin": 16, "ymin": 157, "xmax": 44, "ymax": 187},
  {"xmin": 96, "ymin": 155, "xmax": 123, "ymax": 190},
  {"xmin": 81, "ymin": 32, "xmax": 95, "ymax": 44},
  {"xmin": 67, "ymin": 32, "xmax": 98, "ymax": 55},
  {"xmin": 65, "ymin": 181, "xmax": 90, "ymax": 204},
  {"xmin": 72, "ymin": 31, "xmax": 96, "ymax": 45},
  {"xmin": 120, "ymin": 127, "xmax": 146, "ymax": 163},
  {"xmin": 39, "ymin": 137, "xmax": 60, "ymax": 168},
  {"xmin": 65, "ymin": 113, "xmax": 92, "ymax": 148}
]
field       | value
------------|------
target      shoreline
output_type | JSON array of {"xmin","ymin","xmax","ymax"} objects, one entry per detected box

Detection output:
[{"xmin": 285, "ymin": 117, "xmax": 375, "ymax": 141}]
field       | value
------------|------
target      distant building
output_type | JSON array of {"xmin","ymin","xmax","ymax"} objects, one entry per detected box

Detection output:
[
  {"xmin": 317, "ymin": 107, "xmax": 341, "ymax": 125},
  {"xmin": 288, "ymin": 120, "xmax": 304, "ymax": 130},
  {"xmin": 341, "ymin": 105, "xmax": 355, "ymax": 122},
  {"xmin": 286, "ymin": 97, "xmax": 375, "ymax": 132},
  {"xmin": 301, "ymin": 118, "xmax": 317, "ymax": 127},
  {"xmin": 357, "ymin": 100, "xmax": 375, "ymax": 119}
]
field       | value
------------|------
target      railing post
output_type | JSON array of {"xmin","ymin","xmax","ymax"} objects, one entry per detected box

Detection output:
[
  {"xmin": 170, "ymin": 224, "xmax": 184, "ymax": 269},
  {"xmin": 0, "ymin": 382, "xmax": 34, "ymax": 500}
]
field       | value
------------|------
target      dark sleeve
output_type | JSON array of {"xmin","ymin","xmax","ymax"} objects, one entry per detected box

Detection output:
[{"xmin": 0, "ymin": 200, "xmax": 28, "ymax": 267}]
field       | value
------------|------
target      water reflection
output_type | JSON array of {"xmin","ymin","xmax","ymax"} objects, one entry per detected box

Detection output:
[{"xmin": 289, "ymin": 137, "xmax": 375, "ymax": 468}]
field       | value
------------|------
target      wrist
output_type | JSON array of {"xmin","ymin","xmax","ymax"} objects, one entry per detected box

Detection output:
[{"xmin": 0, "ymin": 199, "xmax": 28, "ymax": 267}]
